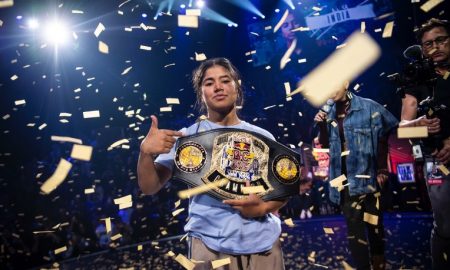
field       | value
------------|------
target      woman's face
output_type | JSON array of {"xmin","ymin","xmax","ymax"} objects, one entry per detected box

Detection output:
[
  {"xmin": 281, "ymin": 14, "xmax": 299, "ymax": 41},
  {"xmin": 201, "ymin": 65, "xmax": 238, "ymax": 113}
]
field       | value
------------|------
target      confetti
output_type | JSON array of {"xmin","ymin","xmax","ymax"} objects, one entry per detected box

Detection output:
[
  {"xmin": 186, "ymin": 9, "xmax": 201, "ymax": 16},
  {"xmin": 172, "ymin": 208, "xmax": 185, "ymax": 217},
  {"xmin": 178, "ymin": 15, "xmax": 198, "ymax": 28},
  {"xmin": 83, "ymin": 110, "xmax": 100, "ymax": 119},
  {"xmin": 289, "ymin": 32, "xmax": 380, "ymax": 107},
  {"xmin": 137, "ymin": 244, "xmax": 143, "ymax": 251},
  {"xmin": 323, "ymin": 227, "xmax": 334, "ymax": 234},
  {"xmin": 10, "ymin": 74, "xmax": 18, "ymax": 80},
  {"xmin": 103, "ymin": 217, "xmax": 112, "ymax": 233},
  {"xmin": 273, "ymin": 9, "xmax": 289, "ymax": 33},
  {"xmin": 313, "ymin": 148, "xmax": 329, "ymax": 153},
  {"xmin": 363, "ymin": 212, "xmax": 379, "ymax": 225},
  {"xmin": 114, "ymin": 195, "xmax": 132, "ymax": 205},
  {"xmin": 361, "ymin": 21, "xmax": 366, "ymax": 33},
  {"xmin": 178, "ymin": 178, "xmax": 229, "ymax": 199},
  {"xmin": 41, "ymin": 159, "xmax": 72, "ymax": 194},
  {"xmin": 330, "ymin": 174, "xmax": 347, "ymax": 191},
  {"xmin": 397, "ymin": 126, "xmax": 428, "ymax": 138},
  {"xmin": 84, "ymin": 188, "xmax": 95, "ymax": 194},
  {"xmin": 51, "ymin": 136, "xmax": 83, "ymax": 144},
  {"xmin": 420, "ymin": 0, "xmax": 444, "ymax": 12},
  {"xmin": 195, "ymin": 52, "xmax": 207, "ymax": 61},
  {"xmin": 71, "ymin": 10, "xmax": 84, "ymax": 14},
  {"xmin": 94, "ymin": 23, "xmax": 105, "ymax": 37},
  {"xmin": 98, "ymin": 41, "xmax": 109, "ymax": 53},
  {"xmin": 382, "ymin": 21, "xmax": 394, "ymax": 38},
  {"xmin": 438, "ymin": 165, "xmax": 449, "ymax": 176},
  {"xmin": 160, "ymin": 106, "xmax": 172, "ymax": 112},
  {"xmin": 0, "ymin": 0, "xmax": 13, "ymax": 8},
  {"xmin": 241, "ymin": 185, "xmax": 266, "ymax": 194},
  {"xmin": 121, "ymin": 66, "xmax": 132, "ymax": 75},
  {"xmin": 70, "ymin": 144, "xmax": 93, "ymax": 161},
  {"xmin": 110, "ymin": 233, "xmax": 122, "ymax": 241},
  {"xmin": 107, "ymin": 139, "xmax": 129, "ymax": 151},
  {"xmin": 280, "ymin": 38, "xmax": 296, "ymax": 70},
  {"xmin": 341, "ymin": 150, "xmax": 350, "ymax": 156},
  {"xmin": 54, "ymin": 246, "xmax": 67, "ymax": 255},
  {"xmin": 166, "ymin": 98, "xmax": 180, "ymax": 104},
  {"xmin": 355, "ymin": 175, "xmax": 371, "ymax": 179},
  {"xmin": 175, "ymin": 254, "xmax": 195, "ymax": 270},
  {"xmin": 139, "ymin": 45, "xmax": 152, "ymax": 51},
  {"xmin": 284, "ymin": 218, "xmax": 295, "ymax": 227},
  {"xmin": 284, "ymin": 82, "xmax": 292, "ymax": 102},
  {"xmin": 443, "ymin": 71, "xmax": 450, "ymax": 80},
  {"xmin": 212, "ymin": 257, "xmax": 231, "ymax": 269},
  {"xmin": 14, "ymin": 99, "xmax": 25, "ymax": 105}
]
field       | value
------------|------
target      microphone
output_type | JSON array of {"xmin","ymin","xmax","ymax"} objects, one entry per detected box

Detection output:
[
  {"xmin": 314, "ymin": 99, "xmax": 334, "ymax": 128},
  {"xmin": 403, "ymin": 45, "xmax": 423, "ymax": 61}
]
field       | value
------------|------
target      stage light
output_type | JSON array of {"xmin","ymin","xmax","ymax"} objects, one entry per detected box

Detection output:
[
  {"xmin": 142, "ymin": 13, "xmax": 147, "ymax": 18},
  {"xmin": 180, "ymin": 4, "xmax": 186, "ymax": 8},
  {"xmin": 275, "ymin": 9, "xmax": 280, "ymax": 13},
  {"xmin": 188, "ymin": 0, "xmax": 193, "ymax": 7},
  {"xmin": 196, "ymin": 0, "xmax": 205, "ymax": 8},
  {"xmin": 27, "ymin": 18, "xmax": 39, "ymax": 30},
  {"xmin": 225, "ymin": 0, "xmax": 265, "ymax": 19},
  {"xmin": 43, "ymin": 20, "xmax": 70, "ymax": 45},
  {"xmin": 283, "ymin": 0, "xmax": 295, "ymax": 10}
]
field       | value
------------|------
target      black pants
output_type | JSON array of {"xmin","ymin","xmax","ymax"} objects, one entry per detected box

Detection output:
[
  {"xmin": 424, "ymin": 158, "xmax": 450, "ymax": 270},
  {"xmin": 341, "ymin": 190, "xmax": 385, "ymax": 270}
]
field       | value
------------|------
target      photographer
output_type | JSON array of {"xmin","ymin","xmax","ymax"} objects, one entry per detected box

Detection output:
[{"xmin": 399, "ymin": 18, "xmax": 450, "ymax": 269}]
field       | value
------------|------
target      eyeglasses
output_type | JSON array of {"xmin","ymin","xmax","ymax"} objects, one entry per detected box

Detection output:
[{"xmin": 421, "ymin": 35, "xmax": 449, "ymax": 50}]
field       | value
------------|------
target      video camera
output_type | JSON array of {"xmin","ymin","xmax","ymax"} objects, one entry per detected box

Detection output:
[{"xmin": 388, "ymin": 45, "xmax": 437, "ymax": 97}]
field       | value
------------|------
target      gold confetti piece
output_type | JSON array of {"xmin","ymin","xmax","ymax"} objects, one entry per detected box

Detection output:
[
  {"xmin": 382, "ymin": 21, "xmax": 394, "ymax": 38},
  {"xmin": 174, "ymin": 200, "xmax": 181, "ymax": 208},
  {"xmin": 41, "ymin": 159, "xmax": 72, "ymax": 194},
  {"xmin": 284, "ymin": 218, "xmax": 295, "ymax": 227},
  {"xmin": 284, "ymin": 82, "xmax": 292, "ymax": 102},
  {"xmin": 355, "ymin": 175, "xmax": 371, "ymax": 178},
  {"xmin": 51, "ymin": 136, "xmax": 82, "ymax": 144},
  {"xmin": 71, "ymin": 10, "xmax": 84, "ymax": 14},
  {"xmin": 330, "ymin": 174, "xmax": 347, "ymax": 190},
  {"xmin": 291, "ymin": 26, "xmax": 310, "ymax": 32},
  {"xmin": 114, "ymin": 195, "xmax": 132, "ymax": 205},
  {"xmin": 54, "ymin": 246, "xmax": 67, "ymax": 255},
  {"xmin": 172, "ymin": 208, "xmax": 185, "ymax": 217},
  {"xmin": 280, "ymin": 38, "xmax": 297, "ymax": 70},
  {"xmin": 121, "ymin": 66, "xmax": 132, "ymax": 75},
  {"xmin": 164, "ymin": 63, "xmax": 176, "ymax": 68},
  {"xmin": 361, "ymin": 21, "xmax": 366, "ymax": 33},
  {"xmin": 342, "ymin": 260, "xmax": 355, "ymax": 270},
  {"xmin": 94, "ymin": 23, "xmax": 105, "ymax": 37},
  {"xmin": 10, "ymin": 74, "xmax": 18, "ymax": 80},
  {"xmin": 241, "ymin": 185, "xmax": 266, "ymax": 194},
  {"xmin": 98, "ymin": 41, "xmax": 109, "ymax": 54},
  {"xmin": 110, "ymin": 233, "xmax": 122, "ymax": 241},
  {"xmin": 175, "ymin": 254, "xmax": 195, "ymax": 270},
  {"xmin": 371, "ymin": 111, "xmax": 380, "ymax": 118},
  {"xmin": 341, "ymin": 150, "xmax": 350, "ymax": 156},
  {"xmin": 83, "ymin": 110, "xmax": 100, "ymax": 119},
  {"xmin": 298, "ymin": 58, "xmax": 307, "ymax": 63},
  {"xmin": 212, "ymin": 257, "xmax": 231, "ymax": 269},
  {"xmin": 38, "ymin": 123, "xmax": 47, "ymax": 130},
  {"xmin": 186, "ymin": 9, "xmax": 201, "ymax": 16},
  {"xmin": 139, "ymin": 45, "xmax": 152, "ymax": 51},
  {"xmin": 313, "ymin": 148, "xmax": 329, "ymax": 153},
  {"xmin": 14, "ymin": 99, "xmax": 25, "ymax": 105},
  {"xmin": 363, "ymin": 212, "xmax": 378, "ymax": 225},
  {"xmin": 323, "ymin": 227, "xmax": 334, "ymax": 234},
  {"xmin": 397, "ymin": 126, "xmax": 428, "ymax": 138},
  {"xmin": 107, "ymin": 139, "xmax": 129, "ymax": 151},
  {"xmin": 167, "ymin": 250, "xmax": 176, "ymax": 257},
  {"xmin": 3, "ymin": 114, "xmax": 10, "ymax": 119},
  {"xmin": 119, "ymin": 201, "xmax": 132, "ymax": 209},
  {"xmin": 178, "ymin": 15, "xmax": 198, "ymax": 28},
  {"xmin": 443, "ymin": 71, "xmax": 450, "ymax": 80},
  {"xmin": 137, "ymin": 244, "xmax": 143, "ymax": 251},
  {"xmin": 289, "ymin": 32, "xmax": 380, "ymax": 107},
  {"xmin": 59, "ymin": 112, "xmax": 72, "ymax": 117},
  {"xmin": 103, "ymin": 217, "xmax": 112, "ymax": 233},
  {"xmin": 160, "ymin": 106, "xmax": 172, "ymax": 112},
  {"xmin": 84, "ymin": 188, "xmax": 95, "ymax": 194},
  {"xmin": 70, "ymin": 144, "xmax": 93, "ymax": 161},
  {"xmin": 178, "ymin": 178, "xmax": 229, "ymax": 199},
  {"xmin": 32, "ymin": 230, "xmax": 55, "ymax": 234},
  {"xmin": 438, "ymin": 165, "xmax": 449, "ymax": 176},
  {"xmin": 0, "ymin": 0, "xmax": 13, "ymax": 8},
  {"xmin": 273, "ymin": 9, "xmax": 289, "ymax": 33},
  {"xmin": 195, "ymin": 52, "xmax": 207, "ymax": 61},
  {"xmin": 420, "ymin": 0, "xmax": 444, "ymax": 12},
  {"xmin": 166, "ymin": 98, "xmax": 180, "ymax": 104}
]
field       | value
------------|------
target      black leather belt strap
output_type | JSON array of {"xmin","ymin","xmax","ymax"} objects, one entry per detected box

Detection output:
[{"xmin": 172, "ymin": 128, "xmax": 303, "ymax": 201}]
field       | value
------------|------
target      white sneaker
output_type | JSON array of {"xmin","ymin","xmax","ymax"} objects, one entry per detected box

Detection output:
[
  {"xmin": 306, "ymin": 210, "xmax": 312, "ymax": 219},
  {"xmin": 300, "ymin": 210, "xmax": 306, "ymax": 219}
]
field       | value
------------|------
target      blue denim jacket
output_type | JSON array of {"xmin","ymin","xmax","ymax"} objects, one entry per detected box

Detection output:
[{"xmin": 326, "ymin": 93, "xmax": 398, "ymax": 204}]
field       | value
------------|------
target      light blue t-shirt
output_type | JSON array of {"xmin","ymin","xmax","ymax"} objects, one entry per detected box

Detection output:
[{"xmin": 155, "ymin": 120, "xmax": 281, "ymax": 254}]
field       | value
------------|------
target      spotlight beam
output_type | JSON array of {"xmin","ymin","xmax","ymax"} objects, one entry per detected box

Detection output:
[
  {"xmin": 200, "ymin": 7, "xmax": 237, "ymax": 26},
  {"xmin": 225, "ymin": 0, "xmax": 265, "ymax": 18}
]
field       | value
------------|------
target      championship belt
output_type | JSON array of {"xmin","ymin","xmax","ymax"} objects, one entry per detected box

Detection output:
[{"xmin": 172, "ymin": 128, "xmax": 303, "ymax": 201}]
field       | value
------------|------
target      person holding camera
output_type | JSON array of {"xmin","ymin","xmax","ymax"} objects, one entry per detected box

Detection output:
[
  {"xmin": 399, "ymin": 18, "xmax": 450, "ymax": 269},
  {"xmin": 314, "ymin": 82, "xmax": 398, "ymax": 270}
]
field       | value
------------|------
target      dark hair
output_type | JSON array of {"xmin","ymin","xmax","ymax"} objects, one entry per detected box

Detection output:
[
  {"xmin": 192, "ymin": 57, "xmax": 243, "ymax": 113},
  {"xmin": 416, "ymin": 18, "xmax": 450, "ymax": 42}
]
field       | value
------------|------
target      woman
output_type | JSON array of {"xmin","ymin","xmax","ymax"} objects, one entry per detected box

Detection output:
[{"xmin": 137, "ymin": 58, "xmax": 285, "ymax": 269}]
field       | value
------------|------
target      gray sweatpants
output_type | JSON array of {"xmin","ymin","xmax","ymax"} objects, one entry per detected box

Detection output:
[{"xmin": 188, "ymin": 237, "xmax": 285, "ymax": 270}]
